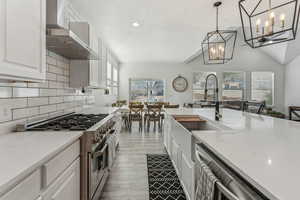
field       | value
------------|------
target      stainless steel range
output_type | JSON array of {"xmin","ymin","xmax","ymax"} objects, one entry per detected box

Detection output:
[{"xmin": 17, "ymin": 112, "xmax": 121, "ymax": 200}]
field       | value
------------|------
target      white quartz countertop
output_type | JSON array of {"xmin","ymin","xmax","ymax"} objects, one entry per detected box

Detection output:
[
  {"xmin": 0, "ymin": 131, "xmax": 82, "ymax": 196},
  {"xmin": 166, "ymin": 108, "xmax": 300, "ymax": 200},
  {"xmin": 0, "ymin": 105, "xmax": 117, "ymax": 196}
]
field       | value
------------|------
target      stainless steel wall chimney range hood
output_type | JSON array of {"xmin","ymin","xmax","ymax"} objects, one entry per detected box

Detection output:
[{"xmin": 46, "ymin": 0, "xmax": 98, "ymax": 60}]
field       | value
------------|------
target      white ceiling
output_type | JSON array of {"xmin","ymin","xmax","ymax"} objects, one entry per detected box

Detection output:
[{"xmin": 71, "ymin": 0, "xmax": 241, "ymax": 63}]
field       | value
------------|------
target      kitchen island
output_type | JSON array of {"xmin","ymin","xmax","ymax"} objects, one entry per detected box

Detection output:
[{"xmin": 164, "ymin": 108, "xmax": 300, "ymax": 200}]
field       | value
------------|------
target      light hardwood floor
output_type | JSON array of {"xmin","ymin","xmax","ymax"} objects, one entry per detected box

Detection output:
[{"xmin": 100, "ymin": 125, "xmax": 166, "ymax": 200}]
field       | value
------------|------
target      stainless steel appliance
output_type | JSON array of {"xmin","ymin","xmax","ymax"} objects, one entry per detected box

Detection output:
[
  {"xmin": 46, "ymin": 0, "xmax": 98, "ymax": 60},
  {"xmin": 17, "ymin": 112, "xmax": 120, "ymax": 200},
  {"xmin": 194, "ymin": 143, "xmax": 269, "ymax": 200}
]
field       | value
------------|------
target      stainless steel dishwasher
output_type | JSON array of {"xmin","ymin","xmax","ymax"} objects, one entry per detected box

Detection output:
[{"xmin": 194, "ymin": 143, "xmax": 270, "ymax": 200}]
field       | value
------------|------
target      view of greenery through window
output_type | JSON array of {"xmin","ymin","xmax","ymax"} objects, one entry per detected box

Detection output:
[
  {"xmin": 193, "ymin": 71, "xmax": 274, "ymax": 105},
  {"xmin": 222, "ymin": 72, "xmax": 245, "ymax": 100},
  {"xmin": 251, "ymin": 72, "xmax": 274, "ymax": 105},
  {"xmin": 130, "ymin": 79, "xmax": 164, "ymax": 102}
]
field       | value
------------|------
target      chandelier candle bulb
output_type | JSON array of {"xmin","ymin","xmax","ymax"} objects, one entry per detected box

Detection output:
[
  {"xmin": 265, "ymin": 21, "xmax": 271, "ymax": 35},
  {"xmin": 280, "ymin": 14, "xmax": 285, "ymax": 28},
  {"xmin": 256, "ymin": 19, "xmax": 261, "ymax": 33},
  {"xmin": 239, "ymin": 0, "xmax": 299, "ymax": 48},
  {"xmin": 270, "ymin": 12, "xmax": 275, "ymax": 26}
]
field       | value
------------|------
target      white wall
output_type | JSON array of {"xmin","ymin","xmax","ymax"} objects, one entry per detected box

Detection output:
[
  {"xmin": 92, "ymin": 89, "xmax": 118, "ymax": 106},
  {"xmin": 285, "ymin": 54, "xmax": 300, "ymax": 112},
  {"xmin": 120, "ymin": 34, "xmax": 286, "ymax": 112}
]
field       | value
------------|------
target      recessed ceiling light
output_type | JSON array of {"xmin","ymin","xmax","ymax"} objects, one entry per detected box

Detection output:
[{"xmin": 132, "ymin": 22, "xmax": 140, "ymax": 27}]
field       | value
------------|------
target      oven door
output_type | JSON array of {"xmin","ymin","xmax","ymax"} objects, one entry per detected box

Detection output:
[{"xmin": 89, "ymin": 143, "xmax": 109, "ymax": 200}]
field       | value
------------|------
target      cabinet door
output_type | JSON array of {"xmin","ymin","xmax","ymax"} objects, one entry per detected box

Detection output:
[
  {"xmin": 43, "ymin": 159, "xmax": 80, "ymax": 200},
  {"xmin": 181, "ymin": 154, "xmax": 195, "ymax": 200},
  {"xmin": 0, "ymin": 0, "xmax": 46, "ymax": 82},
  {"xmin": 89, "ymin": 60, "xmax": 99, "ymax": 87}
]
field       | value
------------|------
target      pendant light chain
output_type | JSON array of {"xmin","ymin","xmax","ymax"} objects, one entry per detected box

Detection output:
[{"xmin": 216, "ymin": 5, "xmax": 219, "ymax": 31}]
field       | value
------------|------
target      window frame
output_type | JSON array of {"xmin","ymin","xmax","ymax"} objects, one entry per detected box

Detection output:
[
  {"xmin": 129, "ymin": 78, "xmax": 166, "ymax": 102},
  {"xmin": 192, "ymin": 71, "xmax": 275, "ymax": 106},
  {"xmin": 250, "ymin": 71, "xmax": 275, "ymax": 106},
  {"xmin": 106, "ymin": 61, "xmax": 119, "ymax": 96},
  {"xmin": 222, "ymin": 71, "xmax": 246, "ymax": 101}
]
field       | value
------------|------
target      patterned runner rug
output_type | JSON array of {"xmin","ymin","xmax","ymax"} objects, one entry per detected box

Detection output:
[{"xmin": 146, "ymin": 154, "xmax": 187, "ymax": 200}]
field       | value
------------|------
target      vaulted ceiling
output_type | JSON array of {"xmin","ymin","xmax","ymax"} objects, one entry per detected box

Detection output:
[{"xmin": 71, "ymin": 0, "xmax": 300, "ymax": 64}]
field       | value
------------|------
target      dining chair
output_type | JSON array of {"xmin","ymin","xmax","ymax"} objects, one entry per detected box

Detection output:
[
  {"xmin": 145, "ymin": 104, "xmax": 162, "ymax": 132},
  {"xmin": 129, "ymin": 104, "xmax": 144, "ymax": 132}
]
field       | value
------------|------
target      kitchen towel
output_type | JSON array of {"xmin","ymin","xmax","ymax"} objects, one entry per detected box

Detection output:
[
  {"xmin": 195, "ymin": 159, "xmax": 218, "ymax": 200},
  {"xmin": 207, "ymin": 161, "xmax": 233, "ymax": 187}
]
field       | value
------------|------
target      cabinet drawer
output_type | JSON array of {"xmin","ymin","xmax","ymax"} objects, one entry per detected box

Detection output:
[
  {"xmin": 42, "ymin": 158, "xmax": 80, "ymax": 200},
  {"xmin": 42, "ymin": 140, "xmax": 80, "ymax": 187},
  {"xmin": 0, "ymin": 170, "xmax": 41, "ymax": 200}
]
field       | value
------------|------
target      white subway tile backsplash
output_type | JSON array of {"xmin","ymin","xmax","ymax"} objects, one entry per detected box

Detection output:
[
  {"xmin": 0, "ymin": 82, "xmax": 27, "ymax": 87},
  {"xmin": 46, "ymin": 72, "xmax": 57, "ymax": 81},
  {"xmin": 47, "ymin": 56, "xmax": 57, "ymax": 66},
  {"xmin": 48, "ymin": 81, "xmax": 58, "ymax": 88},
  {"xmin": 0, "ymin": 87, "xmax": 12, "ymax": 98},
  {"xmin": 0, "ymin": 98, "xmax": 27, "ymax": 122},
  {"xmin": 28, "ymin": 97, "xmax": 49, "ymax": 107},
  {"xmin": 28, "ymin": 81, "xmax": 48, "ymax": 88},
  {"xmin": 13, "ymin": 107, "xmax": 39, "ymax": 120},
  {"xmin": 48, "ymin": 65, "xmax": 64, "ymax": 75},
  {"xmin": 40, "ymin": 88, "xmax": 57, "ymax": 97},
  {"xmin": 57, "ymin": 75, "xmax": 67, "ymax": 82},
  {"xmin": 64, "ymin": 96, "xmax": 74, "ymax": 102},
  {"xmin": 49, "ymin": 96, "xmax": 63, "ymax": 104},
  {"xmin": 0, "ymin": 51, "xmax": 94, "ymax": 134},
  {"xmin": 40, "ymin": 104, "xmax": 57, "ymax": 114},
  {"xmin": 13, "ymin": 88, "xmax": 39, "ymax": 97}
]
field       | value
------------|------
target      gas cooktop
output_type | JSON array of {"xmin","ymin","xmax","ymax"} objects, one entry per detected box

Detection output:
[{"xmin": 27, "ymin": 114, "xmax": 109, "ymax": 131}]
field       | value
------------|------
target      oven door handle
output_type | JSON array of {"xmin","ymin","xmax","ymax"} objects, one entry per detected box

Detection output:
[{"xmin": 92, "ymin": 143, "xmax": 108, "ymax": 159}]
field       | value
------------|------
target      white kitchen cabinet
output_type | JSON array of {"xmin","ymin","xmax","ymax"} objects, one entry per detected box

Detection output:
[
  {"xmin": 0, "ymin": 170, "xmax": 41, "ymax": 200},
  {"xmin": 164, "ymin": 115, "xmax": 195, "ymax": 200},
  {"xmin": 0, "ymin": 140, "xmax": 80, "ymax": 200},
  {"xmin": 89, "ymin": 27, "xmax": 99, "ymax": 54},
  {"xmin": 70, "ymin": 37, "xmax": 104, "ymax": 89},
  {"xmin": 98, "ymin": 39, "xmax": 107, "ymax": 88},
  {"xmin": 42, "ymin": 158, "xmax": 80, "ymax": 200},
  {"xmin": 0, "ymin": 0, "xmax": 46, "ymax": 82},
  {"xmin": 70, "ymin": 59, "xmax": 101, "ymax": 89}
]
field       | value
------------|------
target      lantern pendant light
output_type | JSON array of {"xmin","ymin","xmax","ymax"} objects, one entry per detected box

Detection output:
[
  {"xmin": 239, "ymin": 0, "xmax": 300, "ymax": 48},
  {"xmin": 202, "ymin": 1, "xmax": 237, "ymax": 65}
]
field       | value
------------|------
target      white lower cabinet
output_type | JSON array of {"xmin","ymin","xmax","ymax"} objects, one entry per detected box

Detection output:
[
  {"xmin": 181, "ymin": 154, "xmax": 195, "ymax": 200},
  {"xmin": 164, "ymin": 116, "xmax": 195, "ymax": 200},
  {"xmin": 42, "ymin": 158, "xmax": 80, "ymax": 200},
  {"xmin": 0, "ymin": 140, "xmax": 80, "ymax": 200},
  {"xmin": 0, "ymin": 170, "xmax": 41, "ymax": 200}
]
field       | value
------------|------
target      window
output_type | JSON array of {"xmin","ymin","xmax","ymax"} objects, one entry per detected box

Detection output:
[
  {"xmin": 251, "ymin": 72, "xmax": 274, "ymax": 105},
  {"xmin": 193, "ymin": 72, "xmax": 216, "ymax": 102},
  {"xmin": 113, "ymin": 68, "xmax": 118, "ymax": 83},
  {"xmin": 107, "ymin": 62, "xmax": 112, "ymax": 81},
  {"xmin": 106, "ymin": 61, "xmax": 119, "ymax": 96},
  {"xmin": 222, "ymin": 72, "xmax": 245, "ymax": 100},
  {"xmin": 130, "ymin": 79, "xmax": 165, "ymax": 102}
]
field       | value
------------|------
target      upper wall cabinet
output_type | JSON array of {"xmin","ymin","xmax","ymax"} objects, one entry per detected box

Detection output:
[{"xmin": 0, "ymin": 0, "xmax": 46, "ymax": 82}]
